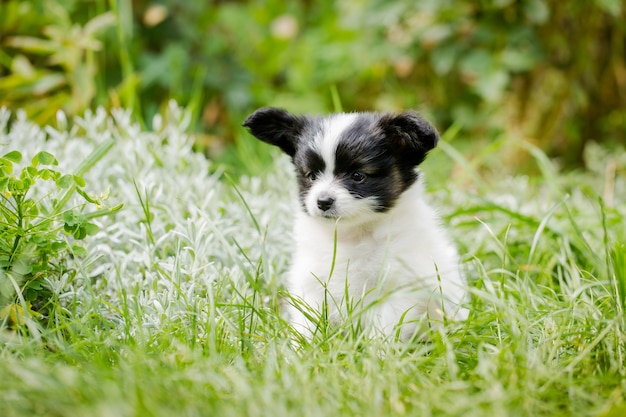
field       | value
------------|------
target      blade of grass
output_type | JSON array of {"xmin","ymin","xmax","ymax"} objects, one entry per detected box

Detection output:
[
  {"xmin": 132, "ymin": 179, "xmax": 155, "ymax": 245},
  {"xmin": 330, "ymin": 85, "xmax": 343, "ymax": 113},
  {"xmin": 224, "ymin": 173, "xmax": 261, "ymax": 234},
  {"xmin": 527, "ymin": 195, "xmax": 569, "ymax": 267}
]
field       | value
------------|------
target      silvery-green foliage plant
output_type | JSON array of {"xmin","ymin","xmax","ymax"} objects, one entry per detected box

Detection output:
[{"xmin": 1, "ymin": 102, "xmax": 294, "ymax": 340}]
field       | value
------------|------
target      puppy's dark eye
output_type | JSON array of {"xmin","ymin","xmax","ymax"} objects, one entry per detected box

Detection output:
[
  {"xmin": 351, "ymin": 171, "xmax": 366, "ymax": 183},
  {"xmin": 306, "ymin": 171, "xmax": 317, "ymax": 181}
]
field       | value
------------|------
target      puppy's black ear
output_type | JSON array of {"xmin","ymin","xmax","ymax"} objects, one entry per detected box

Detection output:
[
  {"xmin": 379, "ymin": 111, "xmax": 439, "ymax": 166},
  {"xmin": 242, "ymin": 107, "xmax": 308, "ymax": 157}
]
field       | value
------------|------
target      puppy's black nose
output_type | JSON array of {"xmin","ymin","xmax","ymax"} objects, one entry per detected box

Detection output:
[{"xmin": 317, "ymin": 196, "xmax": 335, "ymax": 211}]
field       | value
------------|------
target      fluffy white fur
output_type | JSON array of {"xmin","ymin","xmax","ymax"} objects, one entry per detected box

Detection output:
[
  {"xmin": 287, "ymin": 178, "xmax": 468, "ymax": 340},
  {"xmin": 243, "ymin": 107, "xmax": 468, "ymax": 340}
]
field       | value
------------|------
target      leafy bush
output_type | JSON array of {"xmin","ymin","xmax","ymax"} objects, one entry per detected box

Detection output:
[
  {"xmin": 1, "ymin": 0, "xmax": 623, "ymax": 168},
  {"xmin": 0, "ymin": 0, "xmax": 115, "ymax": 124},
  {"xmin": 0, "ymin": 109, "xmax": 120, "ymax": 328},
  {"xmin": 365, "ymin": 0, "xmax": 626, "ymax": 166}
]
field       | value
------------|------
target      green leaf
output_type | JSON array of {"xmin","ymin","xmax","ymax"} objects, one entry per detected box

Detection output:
[
  {"xmin": 0, "ymin": 159, "xmax": 14, "ymax": 174},
  {"xmin": 38, "ymin": 168, "xmax": 52, "ymax": 180},
  {"xmin": 2, "ymin": 151, "xmax": 22, "ymax": 163},
  {"xmin": 73, "ymin": 226, "xmax": 87, "ymax": 239},
  {"xmin": 11, "ymin": 260, "xmax": 33, "ymax": 276},
  {"xmin": 22, "ymin": 166, "xmax": 38, "ymax": 179},
  {"xmin": 32, "ymin": 151, "xmax": 58, "ymax": 167},
  {"xmin": 9, "ymin": 178, "xmax": 26, "ymax": 193},
  {"xmin": 71, "ymin": 245, "xmax": 87, "ymax": 257},
  {"xmin": 73, "ymin": 175, "xmax": 86, "ymax": 187},
  {"xmin": 50, "ymin": 241, "xmax": 67, "ymax": 252},
  {"xmin": 84, "ymin": 222, "xmax": 100, "ymax": 236},
  {"xmin": 25, "ymin": 280, "xmax": 43, "ymax": 291},
  {"xmin": 40, "ymin": 168, "xmax": 60, "ymax": 181},
  {"xmin": 63, "ymin": 210, "xmax": 78, "ymax": 226},
  {"xmin": 57, "ymin": 174, "xmax": 74, "ymax": 189}
]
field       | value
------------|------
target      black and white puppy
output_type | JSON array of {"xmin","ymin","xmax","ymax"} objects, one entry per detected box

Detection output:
[{"xmin": 243, "ymin": 107, "xmax": 467, "ymax": 340}]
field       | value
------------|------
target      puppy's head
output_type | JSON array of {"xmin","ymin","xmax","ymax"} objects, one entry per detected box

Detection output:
[{"xmin": 243, "ymin": 107, "xmax": 438, "ymax": 224}]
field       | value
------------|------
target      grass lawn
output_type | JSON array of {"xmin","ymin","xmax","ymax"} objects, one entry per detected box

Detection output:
[{"xmin": 1, "ymin": 104, "xmax": 625, "ymax": 417}]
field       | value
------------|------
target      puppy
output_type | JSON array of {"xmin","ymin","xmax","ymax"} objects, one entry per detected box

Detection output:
[{"xmin": 243, "ymin": 107, "xmax": 468, "ymax": 340}]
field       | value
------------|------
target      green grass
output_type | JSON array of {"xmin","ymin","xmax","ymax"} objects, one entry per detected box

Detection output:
[{"xmin": 0, "ymin": 106, "xmax": 625, "ymax": 417}]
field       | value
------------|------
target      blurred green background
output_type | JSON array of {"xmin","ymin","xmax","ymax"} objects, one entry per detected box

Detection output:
[{"xmin": 1, "ymin": 0, "xmax": 624, "ymax": 171}]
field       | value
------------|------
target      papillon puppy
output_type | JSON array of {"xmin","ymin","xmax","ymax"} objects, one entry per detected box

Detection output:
[{"xmin": 243, "ymin": 107, "xmax": 468, "ymax": 340}]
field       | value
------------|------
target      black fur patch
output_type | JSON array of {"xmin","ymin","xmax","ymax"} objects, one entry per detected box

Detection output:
[{"xmin": 333, "ymin": 114, "xmax": 413, "ymax": 212}]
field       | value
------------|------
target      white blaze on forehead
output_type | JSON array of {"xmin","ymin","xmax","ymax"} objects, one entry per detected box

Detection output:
[{"xmin": 313, "ymin": 113, "xmax": 358, "ymax": 175}]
